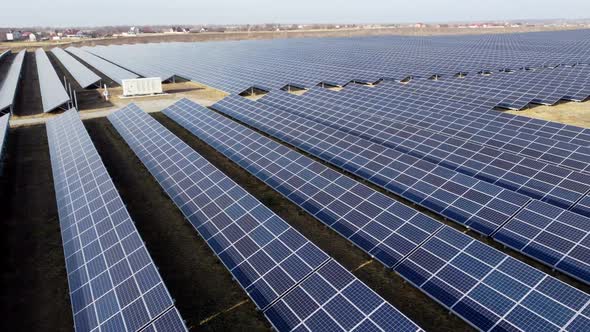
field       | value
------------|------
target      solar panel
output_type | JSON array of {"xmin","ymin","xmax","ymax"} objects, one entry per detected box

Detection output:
[
  {"xmin": 108, "ymin": 103, "xmax": 422, "ymax": 332},
  {"xmin": 211, "ymin": 95, "xmax": 531, "ymax": 236},
  {"xmin": 84, "ymin": 46, "xmax": 176, "ymax": 82},
  {"xmin": 574, "ymin": 196, "xmax": 590, "ymax": 217},
  {"xmin": 266, "ymin": 260, "xmax": 423, "ymax": 331},
  {"xmin": 0, "ymin": 50, "xmax": 10, "ymax": 63},
  {"xmin": 51, "ymin": 47, "xmax": 101, "ymax": 88},
  {"xmin": 396, "ymin": 226, "xmax": 590, "ymax": 331},
  {"xmin": 161, "ymin": 98, "xmax": 590, "ymax": 331},
  {"xmin": 163, "ymin": 98, "xmax": 443, "ymax": 269},
  {"xmin": 138, "ymin": 307, "xmax": 186, "ymax": 332},
  {"xmin": 0, "ymin": 113, "xmax": 9, "ymax": 161},
  {"xmin": 493, "ymin": 200, "xmax": 590, "ymax": 284},
  {"xmin": 259, "ymin": 90, "xmax": 590, "ymax": 212},
  {"xmin": 210, "ymin": 95, "xmax": 590, "ymax": 284},
  {"xmin": 46, "ymin": 109, "xmax": 186, "ymax": 332},
  {"xmin": 300, "ymin": 85, "xmax": 590, "ymax": 174},
  {"xmin": 66, "ymin": 47, "xmax": 139, "ymax": 85},
  {"xmin": 0, "ymin": 50, "xmax": 25, "ymax": 114},
  {"xmin": 35, "ymin": 48, "xmax": 70, "ymax": 113},
  {"xmin": 81, "ymin": 30, "xmax": 590, "ymax": 125}
]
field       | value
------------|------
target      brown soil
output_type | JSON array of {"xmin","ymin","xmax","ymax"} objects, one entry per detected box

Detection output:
[
  {"xmin": 0, "ymin": 124, "xmax": 72, "ymax": 331},
  {"xmin": 13, "ymin": 50, "xmax": 43, "ymax": 116},
  {"xmin": 507, "ymin": 99, "xmax": 590, "ymax": 128}
]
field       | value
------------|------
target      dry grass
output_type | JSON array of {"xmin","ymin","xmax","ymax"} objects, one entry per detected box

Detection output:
[
  {"xmin": 0, "ymin": 26, "xmax": 584, "ymax": 52},
  {"xmin": 507, "ymin": 99, "xmax": 590, "ymax": 128}
]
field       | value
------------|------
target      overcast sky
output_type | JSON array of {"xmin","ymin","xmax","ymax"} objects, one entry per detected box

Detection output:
[{"xmin": 2, "ymin": 0, "xmax": 590, "ymax": 27}]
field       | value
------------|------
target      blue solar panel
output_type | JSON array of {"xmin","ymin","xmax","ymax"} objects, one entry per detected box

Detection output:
[
  {"xmin": 46, "ymin": 109, "xmax": 186, "ymax": 332},
  {"xmin": 573, "ymin": 196, "xmax": 590, "ymax": 217},
  {"xmin": 140, "ymin": 308, "xmax": 186, "ymax": 332},
  {"xmin": 494, "ymin": 200, "xmax": 590, "ymax": 284},
  {"xmin": 211, "ymin": 95, "xmax": 531, "ymax": 236},
  {"xmin": 300, "ymin": 85, "xmax": 590, "ymax": 174},
  {"xmin": 108, "ymin": 103, "xmax": 422, "ymax": 332},
  {"xmin": 84, "ymin": 30, "xmax": 590, "ymax": 122},
  {"xmin": 396, "ymin": 226, "xmax": 590, "ymax": 331},
  {"xmin": 0, "ymin": 50, "xmax": 25, "ymax": 114},
  {"xmin": 163, "ymin": 98, "xmax": 443, "ymax": 269},
  {"xmin": 0, "ymin": 113, "xmax": 9, "ymax": 161},
  {"xmin": 259, "ymin": 90, "xmax": 590, "ymax": 212},
  {"xmin": 266, "ymin": 260, "xmax": 422, "ymax": 331},
  {"xmin": 161, "ymin": 98, "xmax": 590, "ymax": 332}
]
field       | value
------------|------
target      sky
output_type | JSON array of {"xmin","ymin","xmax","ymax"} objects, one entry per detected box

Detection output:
[{"xmin": 2, "ymin": 0, "xmax": 590, "ymax": 27}]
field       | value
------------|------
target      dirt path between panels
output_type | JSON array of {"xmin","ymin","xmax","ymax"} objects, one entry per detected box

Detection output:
[{"xmin": 0, "ymin": 125, "xmax": 72, "ymax": 331}]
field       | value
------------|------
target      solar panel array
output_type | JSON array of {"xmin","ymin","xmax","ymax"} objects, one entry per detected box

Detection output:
[
  {"xmin": 35, "ymin": 48, "xmax": 70, "ymax": 113},
  {"xmin": 269, "ymin": 85, "xmax": 590, "ymax": 212},
  {"xmin": 163, "ymin": 98, "xmax": 445, "ymax": 269},
  {"xmin": 0, "ymin": 50, "xmax": 25, "ymax": 114},
  {"xmin": 46, "ymin": 109, "xmax": 186, "ymax": 332},
  {"xmin": 259, "ymin": 90, "xmax": 590, "ymax": 213},
  {"xmin": 213, "ymin": 95, "xmax": 533, "ymax": 237},
  {"xmin": 85, "ymin": 29, "xmax": 590, "ymax": 109},
  {"xmin": 51, "ymin": 47, "xmax": 101, "ymax": 88},
  {"xmin": 161, "ymin": 98, "xmax": 590, "ymax": 332},
  {"xmin": 66, "ymin": 47, "xmax": 139, "ymax": 85},
  {"xmin": 210, "ymin": 95, "xmax": 590, "ymax": 285},
  {"xmin": 108, "ymin": 104, "xmax": 423, "ymax": 332},
  {"xmin": 303, "ymin": 83, "xmax": 590, "ymax": 152},
  {"xmin": 37, "ymin": 29, "xmax": 590, "ymax": 331}
]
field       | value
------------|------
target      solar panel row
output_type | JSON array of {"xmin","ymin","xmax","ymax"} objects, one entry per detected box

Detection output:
[
  {"xmin": 302, "ymin": 85, "xmax": 590, "ymax": 174},
  {"xmin": 259, "ymin": 90, "xmax": 590, "ymax": 213},
  {"xmin": 161, "ymin": 98, "xmax": 590, "ymax": 332},
  {"xmin": 51, "ymin": 47, "xmax": 101, "ymax": 89},
  {"xmin": 108, "ymin": 104, "xmax": 423, "ymax": 332},
  {"xmin": 66, "ymin": 47, "xmax": 139, "ymax": 85},
  {"xmin": 212, "ymin": 95, "xmax": 532, "ymax": 237},
  {"xmin": 210, "ymin": 95, "xmax": 590, "ymax": 285},
  {"xmin": 409, "ymin": 66, "xmax": 590, "ymax": 109},
  {"xmin": 83, "ymin": 30, "xmax": 590, "ymax": 109},
  {"xmin": 46, "ymin": 109, "xmax": 186, "ymax": 332},
  {"xmin": 0, "ymin": 50, "xmax": 25, "ymax": 114},
  {"xmin": 163, "ymin": 98, "xmax": 444, "ymax": 269},
  {"xmin": 292, "ymin": 87, "xmax": 590, "ymax": 216},
  {"xmin": 0, "ymin": 113, "xmax": 9, "ymax": 161},
  {"xmin": 84, "ymin": 46, "xmax": 176, "ymax": 82},
  {"xmin": 91, "ymin": 43, "xmax": 587, "ymax": 107},
  {"xmin": 340, "ymin": 80, "xmax": 590, "ymax": 148},
  {"xmin": 35, "ymin": 48, "xmax": 71, "ymax": 113}
]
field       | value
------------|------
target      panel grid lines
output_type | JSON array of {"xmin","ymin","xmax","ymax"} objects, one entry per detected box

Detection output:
[
  {"xmin": 47, "ymin": 109, "xmax": 186, "ymax": 332},
  {"xmin": 108, "ymin": 104, "xmax": 422, "ymax": 332}
]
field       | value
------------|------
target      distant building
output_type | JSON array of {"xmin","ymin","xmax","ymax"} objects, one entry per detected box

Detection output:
[
  {"xmin": 128, "ymin": 26, "xmax": 140, "ymax": 35},
  {"xmin": 21, "ymin": 32, "xmax": 36, "ymax": 41},
  {"xmin": 6, "ymin": 30, "xmax": 22, "ymax": 41}
]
